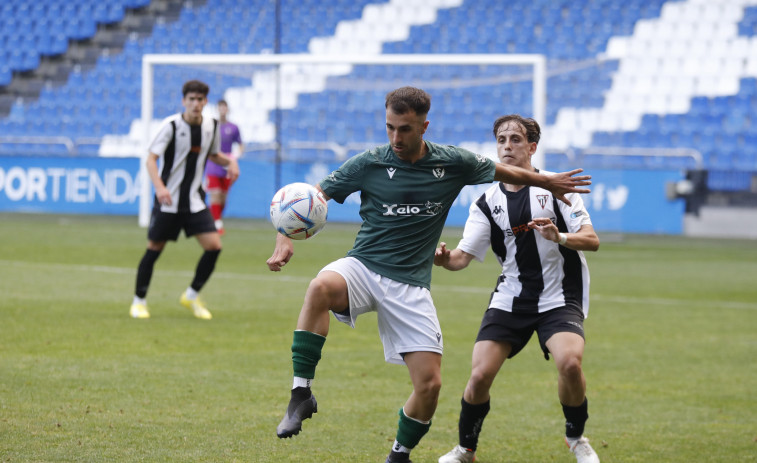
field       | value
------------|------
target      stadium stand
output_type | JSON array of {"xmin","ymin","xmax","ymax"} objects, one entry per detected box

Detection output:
[{"xmin": 1, "ymin": 0, "xmax": 756, "ymax": 186}]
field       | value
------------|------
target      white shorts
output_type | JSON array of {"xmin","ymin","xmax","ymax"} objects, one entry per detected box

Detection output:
[{"xmin": 320, "ymin": 257, "xmax": 443, "ymax": 365}]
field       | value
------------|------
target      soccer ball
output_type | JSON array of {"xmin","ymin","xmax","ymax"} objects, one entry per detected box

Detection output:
[{"xmin": 269, "ymin": 182, "xmax": 328, "ymax": 240}]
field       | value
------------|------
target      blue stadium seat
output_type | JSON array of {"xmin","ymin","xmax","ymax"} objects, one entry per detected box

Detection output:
[
  {"xmin": 106, "ymin": 2, "xmax": 126, "ymax": 23},
  {"xmin": 0, "ymin": 65, "xmax": 11, "ymax": 86},
  {"xmin": 124, "ymin": 0, "xmax": 151, "ymax": 7},
  {"xmin": 0, "ymin": 0, "xmax": 753, "ymax": 173}
]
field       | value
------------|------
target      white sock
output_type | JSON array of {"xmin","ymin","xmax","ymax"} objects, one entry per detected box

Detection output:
[
  {"xmin": 133, "ymin": 296, "xmax": 146, "ymax": 305},
  {"xmin": 566, "ymin": 436, "xmax": 582, "ymax": 446},
  {"xmin": 292, "ymin": 377, "xmax": 312, "ymax": 389},
  {"xmin": 185, "ymin": 287, "xmax": 198, "ymax": 300},
  {"xmin": 392, "ymin": 440, "xmax": 411, "ymax": 454}
]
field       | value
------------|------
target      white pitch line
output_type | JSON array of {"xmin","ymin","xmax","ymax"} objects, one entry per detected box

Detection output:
[
  {"xmin": 0, "ymin": 259, "xmax": 308, "ymax": 283},
  {"xmin": 1, "ymin": 260, "xmax": 755, "ymax": 311}
]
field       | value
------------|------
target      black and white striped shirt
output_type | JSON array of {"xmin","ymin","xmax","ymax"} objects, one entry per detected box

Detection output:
[
  {"xmin": 457, "ymin": 171, "xmax": 593, "ymax": 317},
  {"xmin": 148, "ymin": 114, "xmax": 220, "ymax": 213}
]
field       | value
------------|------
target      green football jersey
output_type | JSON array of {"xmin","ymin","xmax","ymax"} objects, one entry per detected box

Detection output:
[{"xmin": 320, "ymin": 141, "xmax": 495, "ymax": 289}]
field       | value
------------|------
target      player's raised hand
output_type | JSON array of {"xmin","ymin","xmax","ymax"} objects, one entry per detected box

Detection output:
[
  {"xmin": 267, "ymin": 233, "xmax": 294, "ymax": 271},
  {"xmin": 226, "ymin": 158, "xmax": 240, "ymax": 184},
  {"xmin": 547, "ymin": 169, "xmax": 591, "ymax": 206},
  {"xmin": 528, "ymin": 217, "xmax": 560, "ymax": 242},
  {"xmin": 434, "ymin": 242, "xmax": 450, "ymax": 267},
  {"xmin": 434, "ymin": 244, "xmax": 475, "ymax": 271}
]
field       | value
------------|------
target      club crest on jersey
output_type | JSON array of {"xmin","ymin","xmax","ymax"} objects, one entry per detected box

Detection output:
[
  {"xmin": 387, "ymin": 167, "xmax": 396, "ymax": 179},
  {"xmin": 425, "ymin": 201, "xmax": 443, "ymax": 215},
  {"xmin": 432, "ymin": 167, "xmax": 445, "ymax": 179},
  {"xmin": 537, "ymin": 194, "xmax": 550, "ymax": 209}
]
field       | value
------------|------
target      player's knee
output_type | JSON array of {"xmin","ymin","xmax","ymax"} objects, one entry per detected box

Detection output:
[
  {"xmin": 557, "ymin": 354, "xmax": 583, "ymax": 380},
  {"xmin": 306, "ymin": 276, "xmax": 328, "ymax": 298},
  {"xmin": 467, "ymin": 368, "xmax": 495, "ymax": 396},
  {"xmin": 199, "ymin": 233, "xmax": 222, "ymax": 251},
  {"xmin": 147, "ymin": 240, "xmax": 166, "ymax": 252},
  {"xmin": 205, "ymin": 242, "xmax": 222, "ymax": 252},
  {"xmin": 415, "ymin": 375, "xmax": 442, "ymax": 401},
  {"xmin": 310, "ymin": 272, "xmax": 348, "ymax": 304},
  {"xmin": 306, "ymin": 276, "xmax": 346, "ymax": 310}
]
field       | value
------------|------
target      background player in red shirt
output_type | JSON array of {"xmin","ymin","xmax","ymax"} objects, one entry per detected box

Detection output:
[{"xmin": 205, "ymin": 99, "xmax": 243, "ymax": 235}]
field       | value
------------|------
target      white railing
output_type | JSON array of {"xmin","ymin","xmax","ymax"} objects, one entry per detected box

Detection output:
[
  {"xmin": 559, "ymin": 146, "xmax": 704, "ymax": 169},
  {"xmin": 1, "ymin": 137, "xmax": 705, "ymax": 171},
  {"xmin": 0, "ymin": 136, "xmax": 78, "ymax": 154}
]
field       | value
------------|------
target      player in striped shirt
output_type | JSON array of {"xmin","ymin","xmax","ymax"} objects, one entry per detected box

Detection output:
[
  {"xmin": 436, "ymin": 115, "xmax": 601, "ymax": 463},
  {"xmin": 129, "ymin": 80, "xmax": 239, "ymax": 320}
]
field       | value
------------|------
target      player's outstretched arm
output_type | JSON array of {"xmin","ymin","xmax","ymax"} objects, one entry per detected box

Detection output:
[
  {"xmin": 542, "ymin": 169, "xmax": 592, "ymax": 206},
  {"xmin": 494, "ymin": 165, "xmax": 591, "ymax": 206},
  {"xmin": 267, "ymin": 233, "xmax": 294, "ymax": 272}
]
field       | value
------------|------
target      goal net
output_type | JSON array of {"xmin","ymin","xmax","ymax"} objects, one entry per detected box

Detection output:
[{"xmin": 137, "ymin": 53, "xmax": 547, "ymax": 226}]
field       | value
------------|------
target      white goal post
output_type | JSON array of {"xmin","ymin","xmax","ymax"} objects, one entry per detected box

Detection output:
[{"xmin": 139, "ymin": 53, "xmax": 547, "ymax": 226}]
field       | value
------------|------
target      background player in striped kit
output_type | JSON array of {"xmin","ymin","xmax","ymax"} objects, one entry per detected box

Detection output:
[
  {"xmin": 129, "ymin": 80, "xmax": 240, "ymax": 320},
  {"xmin": 435, "ymin": 115, "xmax": 601, "ymax": 463}
]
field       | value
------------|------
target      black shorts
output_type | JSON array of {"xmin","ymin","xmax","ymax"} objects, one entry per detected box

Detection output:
[
  {"xmin": 147, "ymin": 207, "xmax": 216, "ymax": 242},
  {"xmin": 475, "ymin": 306, "xmax": 585, "ymax": 360}
]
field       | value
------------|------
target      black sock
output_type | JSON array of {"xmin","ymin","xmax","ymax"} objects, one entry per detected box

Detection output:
[
  {"xmin": 459, "ymin": 397, "xmax": 490, "ymax": 451},
  {"xmin": 291, "ymin": 386, "xmax": 311, "ymax": 401},
  {"xmin": 287, "ymin": 387, "xmax": 312, "ymax": 415},
  {"xmin": 190, "ymin": 249, "xmax": 221, "ymax": 291},
  {"xmin": 562, "ymin": 398, "xmax": 589, "ymax": 438},
  {"xmin": 135, "ymin": 249, "xmax": 161, "ymax": 298},
  {"xmin": 387, "ymin": 450, "xmax": 411, "ymax": 462}
]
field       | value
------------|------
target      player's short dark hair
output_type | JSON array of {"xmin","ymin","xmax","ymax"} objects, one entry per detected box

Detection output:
[
  {"xmin": 217, "ymin": 99, "xmax": 227, "ymax": 106},
  {"xmin": 492, "ymin": 114, "xmax": 541, "ymax": 144},
  {"xmin": 385, "ymin": 86, "xmax": 431, "ymax": 117},
  {"xmin": 182, "ymin": 80, "xmax": 210, "ymax": 97}
]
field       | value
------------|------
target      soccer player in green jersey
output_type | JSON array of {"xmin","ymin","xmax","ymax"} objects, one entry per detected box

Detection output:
[{"xmin": 266, "ymin": 87, "xmax": 591, "ymax": 463}]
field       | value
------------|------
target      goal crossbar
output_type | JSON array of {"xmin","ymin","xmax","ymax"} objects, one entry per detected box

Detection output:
[{"xmin": 139, "ymin": 53, "xmax": 547, "ymax": 226}]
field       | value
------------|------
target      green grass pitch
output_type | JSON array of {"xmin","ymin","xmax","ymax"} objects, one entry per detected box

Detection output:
[{"xmin": 1, "ymin": 213, "xmax": 755, "ymax": 462}]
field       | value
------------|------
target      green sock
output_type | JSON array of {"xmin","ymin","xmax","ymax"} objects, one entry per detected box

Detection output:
[
  {"xmin": 291, "ymin": 330, "xmax": 326, "ymax": 379},
  {"xmin": 395, "ymin": 407, "xmax": 431, "ymax": 449}
]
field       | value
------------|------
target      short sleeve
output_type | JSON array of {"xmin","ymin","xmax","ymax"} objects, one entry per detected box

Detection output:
[
  {"xmin": 559, "ymin": 192, "xmax": 592, "ymax": 233},
  {"xmin": 148, "ymin": 119, "xmax": 174, "ymax": 156},
  {"xmin": 456, "ymin": 200, "xmax": 492, "ymax": 262},
  {"xmin": 319, "ymin": 151, "xmax": 368, "ymax": 204},
  {"xmin": 459, "ymin": 148, "xmax": 496, "ymax": 185},
  {"xmin": 232, "ymin": 124, "xmax": 242, "ymax": 144}
]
